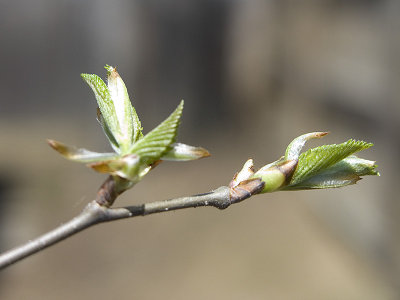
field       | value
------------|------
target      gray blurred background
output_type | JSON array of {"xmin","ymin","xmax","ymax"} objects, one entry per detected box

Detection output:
[{"xmin": 0, "ymin": 0, "xmax": 399, "ymax": 299}]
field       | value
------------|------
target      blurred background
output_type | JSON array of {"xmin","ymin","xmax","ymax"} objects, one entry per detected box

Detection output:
[{"xmin": 0, "ymin": 0, "xmax": 399, "ymax": 299}]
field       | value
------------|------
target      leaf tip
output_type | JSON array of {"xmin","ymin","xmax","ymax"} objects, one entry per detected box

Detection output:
[
  {"xmin": 161, "ymin": 143, "xmax": 211, "ymax": 161},
  {"xmin": 80, "ymin": 73, "xmax": 90, "ymax": 80},
  {"xmin": 316, "ymin": 131, "xmax": 330, "ymax": 138},
  {"xmin": 47, "ymin": 139, "xmax": 66, "ymax": 154},
  {"xmin": 104, "ymin": 64, "xmax": 115, "ymax": 73},
  {"xmin": 200, "ymin": 148, "xmax": 211, "ymax": 158},
  {"xmin": 285, "ymin": 131, "xmax": 329, "ymax": 161},
  {"xmin": 177, "ymin": 100, "xmax": 184, "ymax": 114}
]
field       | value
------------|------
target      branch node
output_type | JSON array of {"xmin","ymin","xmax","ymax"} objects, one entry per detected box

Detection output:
[
  {"xmin": 229, "ymin": 178, "xmax": 265, "ymax": 204},
  {"xmin": 95, "ymin": 176, "xmax": 118, "ymax": 207},
  {"xmin": 210, "ymin": 198, "xmax": 231, "ymax": 210}
]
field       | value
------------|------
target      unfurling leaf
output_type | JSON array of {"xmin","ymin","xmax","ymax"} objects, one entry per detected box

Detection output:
[
  {"xmin": 230, "ymin": 132, "xmax": 379, "ymax": 195},
  {"xmin": 47, "ymin": 140, "xmax": 118, "ymax": 163},
  {"xmin": 285, "ymin": 132, "xmax": 328, "ymax": 161},
  {"xmin": 50, "ymin": 66, "xmax": 210, "ymax": 193},
  {"xmin": 105, "ymin": 65, "xmax": 134, "ymax": 148},
  {"xmin": 81, "ymin": 73, "xmax": 122, "ymax": 149},
  {"xmin": 129, "ymin": 101, "xmax": 184, "ymax": 165},
  {"xmin": 105, "ymin": 65, "xmax": 143, "ymax": 147},
  {"xmin": 288, "ymin": 139, "xmax": 374, "ymax": 186},
  {"xmin": 96, "ymin": 108, "xmax": 120, "ymax": 153},
  {"xmin": 283, "ymin": 156, "xmax": 378, "ymax": 190},
  {"xmin": 161, "ymin": 143, "xmax": 210, "ymax": 161}
]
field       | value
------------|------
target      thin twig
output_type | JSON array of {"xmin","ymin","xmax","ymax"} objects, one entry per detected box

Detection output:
[
  {"xmin": 0, "ymin": 201, "xmax": 104, "ymax": 269},
  {"xmin": 0, "ymin": 175, "xmax": 264, "ymax": 270},
  {"xmin": 105, "ymin": 186, "xmax": 231, "ymax": 221},
  {"xmin": 0, "ymin": 187, "xmax": 229, "ymax": 270}
]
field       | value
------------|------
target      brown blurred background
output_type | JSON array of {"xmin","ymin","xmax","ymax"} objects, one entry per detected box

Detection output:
[{"xmin": 0, "ymin": 0, "xmax": 399, "ymax": 299}]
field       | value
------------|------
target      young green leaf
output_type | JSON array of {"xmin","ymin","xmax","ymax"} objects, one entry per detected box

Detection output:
[
  {"xmin": 232, "ymin": 133, "xmax": 378, "ymax": 194},
  {"xmin": 284, "ymin": 156, "xmax": 378, "ymax": 190},
  {"xmin": 289, "ymin": 139, "xmax": 373, "ymax": 186},
  {"xmin": 129, "ymin": 101, "xmax": 184, "ymax": 165}
]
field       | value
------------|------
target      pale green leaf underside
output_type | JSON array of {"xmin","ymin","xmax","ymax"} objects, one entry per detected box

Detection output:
[
  {"xmin": 47, "ymin": 140, "xmax": 118, "ymax": 163},
  {"xmin": 104, "ymin": 65, "xmax": 134, "ymax": 150},
  {"xmin": 285, "ymin": 132, "xmax": 328, "ymax": 161},
  {"xmin": 104, "ymin": 65, "xmax": 143, "ymax": 144},
  {"xmin": 129, "ymin": 100, "xmax": 184, "ymax": 165},
  {"xmin": 289, "ymin": 139, "xmax": 373, "ymax": 186},
  {"xmin": 162, "ymin": 143, "xmax": 210, "ymax": 161},
  {"xmin": 81, "ymin": 73, "xmax": 121, "ymax": 146},
  {"xmin": 114, "ymin": 77, "xmax": 134, "ymax": 147},
  {"xmin": 97, "ymin": 108, "xmax": 120, "ymax": 153},
  {"xmin": 131, "ymin": 104, "xmax": 143, "ymax": 143}
]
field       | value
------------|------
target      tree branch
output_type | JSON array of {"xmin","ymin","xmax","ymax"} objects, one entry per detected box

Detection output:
[
  {"xmin": 0, "ymin": 188, "xmax": 230, "ymax": 269},
  {"xmin": 105, "ymin": 186, "xmax": 231, "ymax": 221},
  {"xmin": 0, "ymin": 173, "xmax": 266, "ymax": 270},
  {"xmin": 0, "ymin": 201, "xmax": 101, "ymax": 269}
]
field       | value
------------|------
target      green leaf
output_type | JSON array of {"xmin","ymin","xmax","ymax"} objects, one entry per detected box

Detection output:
[
  {"xmin": 47, "ymin": 139, "xmax": 118, "ymax": 163},
  {"xmin": 129, "ymin": 100, "xmax": 184, "ymax": 165},
  {"xmin": 283, "ymin": 155, "xmax": 378, "ymax": 190},
  {"xmin": 81, "ymin": 73, "xmax": 121, "ymax": 150},
  {"xmin": 289, "ymin": 139, "xmax": 373, "ymax": 186}
]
